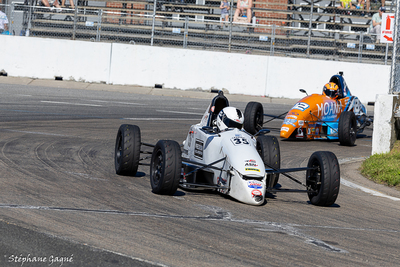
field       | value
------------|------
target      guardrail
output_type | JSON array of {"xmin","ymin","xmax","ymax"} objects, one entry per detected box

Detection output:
[{"xmin": 0, "ymin": 1, "xmax": 394, "ymax": 65}]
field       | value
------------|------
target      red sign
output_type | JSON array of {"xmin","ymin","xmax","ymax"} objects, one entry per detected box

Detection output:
[{"xmin": 381, "ymin": 13, "xmax": 395, "ymax": 43}]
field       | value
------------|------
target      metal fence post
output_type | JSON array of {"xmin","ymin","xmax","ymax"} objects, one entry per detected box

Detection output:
[
  {"xmin": 72, "ymin": 6, "xmax": 78, "ymax": 40},
  {"xmin": 25, "ymin": 1, "xmax": 34, "ymax": 36},
  {"xmin": 306, "ymin": 1, "xmax": 314, "ymax": 58},
  {"xmin": 96, "ymin": 9, "xmax": 102, "ymax": 42},
  {"xmin": 228, "ymin": 0, "xmax": 234, "ymax": 52},
  {"xmin": 358, "ymin": 31, "xmax": 363, "ymax": 63},
  {"xmin": 9, "ymin": 3, "xmax": 14, "ymax": 35},
  {"xmin": 183, "ymin": 16, "xmax": 188, "ymax": 48},
  {"xmin": 385, "ymin": 43, "xmax": 389, "ymax": 65},
  {"xmin": 151, "ymin": 0, "xmax": 157, "ymax": 46},
  {"xmin": 270, "ymin": 24, "xmax": 275, "ymax": 56}
]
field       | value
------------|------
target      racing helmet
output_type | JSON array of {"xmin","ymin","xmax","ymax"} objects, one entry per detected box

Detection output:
[
  {"xmin": 216, "ymin": 107, "xmax": 244, "ymax": 131},
  {"xmin": 323, "ymin": 82, "xmax": 339, "ymax": 99}
]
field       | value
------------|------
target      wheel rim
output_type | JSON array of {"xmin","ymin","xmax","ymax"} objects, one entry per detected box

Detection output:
[
  {"xmin": 152, "ymin": 150, "xmax": 163, "ymax": 186},
  {"xmin": 350, "ymin": 121, "xmax": 356, "ymax": 142},
  {"xmin": 115, "ymin": 133, "xmax": 123, "ymax": 167},
  {"xmin": 255, "ymin": 110, "xmax": 263, "ymax": 131},
  {"xmin": 307, "ymin": 160, "xmax": 321, "ymax": 196}
]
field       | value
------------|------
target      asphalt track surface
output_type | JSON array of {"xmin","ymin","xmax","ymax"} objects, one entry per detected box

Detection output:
[{"xmin": 0, "ymin": 78, "xmax": 399, "ymax": 267}]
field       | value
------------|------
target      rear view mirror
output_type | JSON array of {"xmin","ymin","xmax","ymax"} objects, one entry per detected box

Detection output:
[{"xmin": 299, "ymin": 89, "xmax": 308, "ymax": 95}]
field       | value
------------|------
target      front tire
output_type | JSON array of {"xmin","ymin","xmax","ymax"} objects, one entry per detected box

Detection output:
[
  {"xmin": 115, "ymin": 124, "xmax": 141, "ymax": 176},
  {"xmin": 150, "ymin": 140, "xmax": 182, "ymax": 195},
  {"xmin": 306, "ymin": 151, "xmax": 340, "ymax": 206},
  {"xmin": 338, "ymin": 111, "xmax": 357, "ymax": 146},
  {"xmin": 244, "ymin": 102, "xmax": 264, "ymax": 135},
  {"xmin": 257, "ymin": 135, "xmax": 280, "ymax": 188}
]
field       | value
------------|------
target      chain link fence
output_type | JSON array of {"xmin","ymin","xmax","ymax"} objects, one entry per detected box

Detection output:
[{"xmin": 0, "ymin": 0, "xmax": 395, "ymax": 66}]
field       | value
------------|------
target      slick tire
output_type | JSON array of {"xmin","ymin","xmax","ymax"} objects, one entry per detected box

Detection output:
[
  {"xmin": 338, "ymin": 111, "xmax": 357, "ymax": 146},
  {"xmin": 257, "ymin": 135, "xmax": 280, "ymax": 188},
  {"xmin": 150, "ymin": 140, "xmax": 182, "ymax": 195},
  {"xmin": 244, "ymin": 102, "xmax": 264, "ymax": 135},
  {"xmin": 306, "ymin": 151, "xmax": 340, "ymax": 207},
  {"xmin": 115, "ymin": 124, "xmax": 141, "ymax": 176}
]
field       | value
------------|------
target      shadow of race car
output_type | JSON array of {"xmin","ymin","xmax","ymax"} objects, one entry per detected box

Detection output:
[
  {"xmin": 243, "ymin": 72, "xmax": 373, "ymax": 146},
  {"xmin": 114, "ymin": 91, "xmax": 340, "ymax": 206}
]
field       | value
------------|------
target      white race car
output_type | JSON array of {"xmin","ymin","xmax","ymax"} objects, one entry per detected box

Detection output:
[{"xmin": 114, "ymin": 92, "xmax": 340, "ymax": 206}]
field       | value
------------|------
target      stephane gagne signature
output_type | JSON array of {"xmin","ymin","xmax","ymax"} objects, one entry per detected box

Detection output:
[{"xmin": 6, "ymin": 254, "xmax": 73, "ymax": 266}]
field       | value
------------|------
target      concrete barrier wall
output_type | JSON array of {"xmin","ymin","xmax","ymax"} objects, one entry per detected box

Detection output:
[{"xmin": 0, "ymin": 35, "xmax": 391, "ymax": 103}]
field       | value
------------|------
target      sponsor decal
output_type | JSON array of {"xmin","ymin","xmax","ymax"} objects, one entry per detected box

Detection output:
[
  {"xmin": 298, "ymin": 120, "xmax": 304, "ymax": 126},
  {"xmin": 283, "ymin": 118, "xmax": 297, "ymax": 127},
  {"xmin": 251, "ymin": 190, "xmax": 262, "ymax": 197},
  {"xmin": 245, "ymin": 167, "xmax": 260, "ymax": 172},
  {"xmin": 245, "ymin": 159, "xmax": 258, "ymax": 167},
  {"xmin": 348, "ymin": 98, "xmax": 364, "ymax": 115},
  {"xmin": 292, "ymin": 102, "xmax": 310, "ymax": 112},
  {"xmin": 194, "ymin": 139, "xmax": 203, "ymax": 159},
  {"xmin": 231, "ymin": 136, "xmax": 250, "ymax": 146},
  {"xmin": 281, "ymin": 127, "xmax": 289, "ymax": 132},
  {"xmin": 286, "ymin": 115, "xmax": 298, "ymax": 119},
  {"xmin": 288, "ymin": 111, "xmax": 300, "ymax": 116},
  {"xmin": 296, "ymin": 128, "xmax": 304, "ymax": 138},
  {"xmin": 247, "ymin": 181, "xmax": 263, "ymax": 189},
  {"xmin": 316, "ymin": 101, "xmax": 342, "ymax": 118}
]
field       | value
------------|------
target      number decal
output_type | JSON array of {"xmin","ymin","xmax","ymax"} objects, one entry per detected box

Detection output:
[{"xmin": 231, "ymin": 137, "xmax": 250, "ymax": 146}]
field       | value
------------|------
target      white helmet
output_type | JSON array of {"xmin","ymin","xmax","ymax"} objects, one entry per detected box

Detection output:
[{"xmin": 216, "ymin": 107, "xmax": 244, "ymax": 131}]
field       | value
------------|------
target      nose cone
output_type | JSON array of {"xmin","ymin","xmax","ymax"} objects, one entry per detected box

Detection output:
[{"xmin": 280, "ymin": 125, "xmax": 293, "ymax": 138}]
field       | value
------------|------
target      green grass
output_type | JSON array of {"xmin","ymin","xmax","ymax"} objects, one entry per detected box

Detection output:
[{"xmin": 361, "ymin": 141, "xmax": 400, "ymax": 189}]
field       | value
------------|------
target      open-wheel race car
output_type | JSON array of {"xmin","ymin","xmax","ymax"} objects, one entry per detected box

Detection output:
[
  {"xmin": 114, "ymin": 91, "xmax": 340, "ymax": 206},
  {"xmin": 243, "ymin": 72, "xmax": 373, "ymax": 146}
]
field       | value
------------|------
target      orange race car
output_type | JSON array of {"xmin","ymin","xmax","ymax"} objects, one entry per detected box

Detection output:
[{"xmin": 244, "ymin": 72, "xmax": 373, "ymax": 146}]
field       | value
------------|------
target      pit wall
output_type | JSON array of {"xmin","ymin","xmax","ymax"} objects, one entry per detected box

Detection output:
[{"xmin": 0, "ymin": 35, "xmax": 391, "ymax": 103}]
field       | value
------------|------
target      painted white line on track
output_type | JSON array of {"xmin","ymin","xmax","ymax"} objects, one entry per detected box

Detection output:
[
  {"xmin": 123, "ymin": 118, "xmax": 197, "ymax": 121},
  {"xmin": 41, "ymin": 101, "xmax": 103, "ymax": 107},
  {"xmin": 2, "ymin": 129, "xmax": 69, "ymax": 137},
  {"xmin": 87, "ymin": 100, "xmax": 146, "ymax": 106},
  {"xmin": 341, "ymin": 178, "xmax": 400, "ymax": 201},
  {"xmin": 156, "ymin": 109, "xmax": 204, "ymax": 115},
  {"xmin": 188, "ymin": 107, "xmax": 206, "ymax": 110}
]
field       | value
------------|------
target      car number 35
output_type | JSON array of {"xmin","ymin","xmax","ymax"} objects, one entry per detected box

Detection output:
[{"xmin": 231, "ymin": 137, "xmax": 250, "ymax": 145}]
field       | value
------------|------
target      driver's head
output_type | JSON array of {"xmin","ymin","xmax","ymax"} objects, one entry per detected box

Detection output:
[
  {"xmin": 323, "ymin": 82, "xmax": 339, "ymax": 99},
  {"xmin": 216, "ymin": 107, "xmax": 244, "ymax": 131}
]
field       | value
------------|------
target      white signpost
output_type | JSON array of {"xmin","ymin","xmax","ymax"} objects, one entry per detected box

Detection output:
[{"xmin": 380, "ymin": 13, "xmax": 395, "ymax": 43}]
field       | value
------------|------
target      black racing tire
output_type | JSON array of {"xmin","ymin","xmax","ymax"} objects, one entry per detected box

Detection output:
[
  {"xmin": 244, "ymin": 102, "xmax": 264, "ymax": 135},
  {"xmin": 115, "ymin": 124, "xmax": 141, "ymax": 176},
  {"xmin": 306, "ymin": 151, "xmax": 340, "ymax": 206},
  {"xmin": 256, "ymin": 135, "xmax": 281, "ymax": 188},
  {"xmin": 150, "ymin": 140, "xmax": 182, "ymax": 195},
  {"xmin": 338, "ymin": 111, "xmax": 357, "ymax": 146}
]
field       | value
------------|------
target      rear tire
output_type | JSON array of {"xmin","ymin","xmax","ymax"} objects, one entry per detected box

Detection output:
[
  {"xmin": 306, "ymin": 151, "xmax": 340, "ymax": 206},
  {"xmin": 115, "ymin": 124, "xmax": 141, "ymax": 176},
  {"xmin": 256, "ymin": 135, "xmax": 280, "ymax": 188},
  {"xmin": 338, "ymin": 111, "xmax": 357, "ymax": 146},
  {"xmin": 150, "ymin": 140, "xmax": 182, "ymax": 195},
  {"xmin": 244, "ymin": 102, "xmax": 264, "ymax": 135}
]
